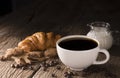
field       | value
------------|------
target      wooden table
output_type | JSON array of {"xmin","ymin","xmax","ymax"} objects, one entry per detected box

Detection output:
[{"xmin": 0, "ymin": 0, "xmax": 120, "ymax": 78}]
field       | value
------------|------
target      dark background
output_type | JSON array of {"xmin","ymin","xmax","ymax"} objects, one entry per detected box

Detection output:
[
  {"xmin": 0, "ymin": 0, "xmax": 120, "ymax": 33},
  {"xmin": 0, "ymin": 0, "xmax": 12, "ymax": 15},
  {"xmin": 0, "ymin": 0, "xmax": 120, "ymax": 29},
  {"xmin": 0, "ymin": 0, "xmax": 119, "ymax": 56}
]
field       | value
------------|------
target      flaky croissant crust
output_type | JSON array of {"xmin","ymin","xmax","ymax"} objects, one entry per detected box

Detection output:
[
  {"xmin": 0, "ymin": 32, "xmax": 61, "ymax": 65},
  {"xmin": 18, "ymin": 32, "xmax": 61, "ymax": 51}
]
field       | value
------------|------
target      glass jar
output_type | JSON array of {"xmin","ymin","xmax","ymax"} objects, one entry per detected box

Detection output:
[{"xmin": 87, "ymin": 22, "xmax": 113, "ymax": 49}]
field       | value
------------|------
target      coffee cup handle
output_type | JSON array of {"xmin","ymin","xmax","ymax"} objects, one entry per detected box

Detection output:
[{"xmin": 93, "ymin": 49, "xmax": 110, "ymax": 64}]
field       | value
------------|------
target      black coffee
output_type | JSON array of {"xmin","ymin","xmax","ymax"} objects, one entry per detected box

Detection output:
[{"xmin": 58, "ymin": 38, "xmax": 98, "ymax": 50}]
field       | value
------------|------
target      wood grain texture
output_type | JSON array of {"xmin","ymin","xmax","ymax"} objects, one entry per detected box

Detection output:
[
  {"xmin": 0, "ymin": 26, "xmax": 40, "ymax": 78},
  {"xmin": 33, "ymin": 56, "xmax": 120, "ymax": 78},
  {"xmin": 0, "ymin": 0, "xmax": 120, "ymax": 78}
]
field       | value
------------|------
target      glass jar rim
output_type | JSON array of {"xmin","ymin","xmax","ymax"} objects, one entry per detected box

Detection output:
[{"xmin": 87, "ymin": 21, "xmax": 110, "ymax": 28}]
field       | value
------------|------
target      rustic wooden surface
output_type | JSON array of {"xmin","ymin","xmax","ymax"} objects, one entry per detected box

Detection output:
[{"xmin": 0, "ymin": 0, "xmax": 120, "ymax": 78}]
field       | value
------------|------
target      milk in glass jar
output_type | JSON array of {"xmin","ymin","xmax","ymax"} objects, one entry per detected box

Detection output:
[{"xmin": 87, "ymin": 22, "xmax": 113, "ymax": 49}]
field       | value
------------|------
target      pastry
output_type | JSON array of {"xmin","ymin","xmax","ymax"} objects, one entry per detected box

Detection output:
[{"xmin": 0, "ymin": 32, "xmax": 61, "ymax": 66}]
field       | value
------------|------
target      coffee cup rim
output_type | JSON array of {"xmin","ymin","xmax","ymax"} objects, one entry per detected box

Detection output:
[{"xmin": 56, "ymin": 35, "xmax": 100, "ymax": 51}]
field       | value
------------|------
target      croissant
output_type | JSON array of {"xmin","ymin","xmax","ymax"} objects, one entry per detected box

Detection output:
[{"xmin": 0, "ymin": 32, "xmax": 61, "ymax": 65}]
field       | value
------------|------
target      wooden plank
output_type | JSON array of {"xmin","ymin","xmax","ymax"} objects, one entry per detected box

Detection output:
[
  {"xmin": 0, "ymin": 61, "xmax": 38, "ymax": 78},
  {"xmin": 0, "ymin": 38, "xmax": 40, "ymax": 78},
  {"xmin": 0, "ymin": 24, "xmax": 120, "ymax": 78},
  {"xmin": 0, "ymin": 26, "xmax": 40, "ymax": 78},
  {"xmin": 0, "ymin": 0, "xmax": 119, "ymax": 77},
  {"xmin": 33, "ymin": 55, "xmax": 120, "ymax": 78}
]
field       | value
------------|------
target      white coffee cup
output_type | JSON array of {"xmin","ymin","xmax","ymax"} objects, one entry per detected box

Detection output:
[{"xmin": 56, "ymin": 35, "xmax": 110, "ymax": 71}]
